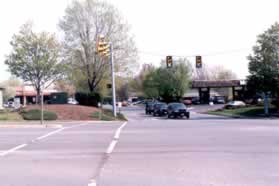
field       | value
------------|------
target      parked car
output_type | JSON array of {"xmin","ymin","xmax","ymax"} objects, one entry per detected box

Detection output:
[
  {"xmin": 153, "ymin": 103, "xmax": 168, "ymax": 116},
  {"xmin": 4, "ymin": 101, "xmax": 15, "ymax": 108},
  {"xmin": 225, "ymin": 101, "xmax": 246, "ymax": 109},
  {"xmin": 212, "ymin": 96, "xmax": 226, "ymax": 104},
  {"xmin": 68, "ymin": 98, "xmax": 78, "ymax": 105},
  {"xmin": 191, "ymin": 97, "xmax": 200, "ymax": 105},
  {"xmin": 167, "ymin": 103, "xmax": 190, "ymax": 119},
  {"xmin": 145, "ymin": 101, "xmax": 157, "ymax": 114},
  {"xmin": 182, "ymin": 97, "xmax": 192, "ymax": 105}
]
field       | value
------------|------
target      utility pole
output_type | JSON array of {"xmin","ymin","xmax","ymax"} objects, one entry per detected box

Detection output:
[
  {"xmin": 40, "ymin": 88, "xmax": 44, "ymax": 125},
  {"xmin": 97, "ymin": 35, "xmax": 117, "ymax": 117},
  {"xmin": 110, "ymin": 44, "xmax": 117, "ymax": 117}
]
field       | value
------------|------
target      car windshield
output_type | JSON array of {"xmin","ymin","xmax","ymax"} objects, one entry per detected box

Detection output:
[{"xmin": 172, "ymin": 103, "xmax": 186, "ymax": 109}]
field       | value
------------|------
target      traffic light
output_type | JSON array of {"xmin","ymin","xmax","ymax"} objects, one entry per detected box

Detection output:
[
  {"xmin": 166, "ymin": 56, "xmax": 173, "ymax": 68},
  {"xmin": 196, "ymin": 56, "xmax": 202, "ymax": 68},
  {"xmin": 97, "ymin": 35, "xmax": 110, "ymax": 57}
]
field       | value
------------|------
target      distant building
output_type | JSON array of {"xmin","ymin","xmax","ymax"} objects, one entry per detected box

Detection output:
[
  {"xmin": 0, "ymin": 87, "xmax": 4, "ymax": 109},
  {"xmin": 15, "ymin": 85, "xmax": 59, "ymax": 105},
  {"xmin": 186, "ymin": 80, "xmax": 247, "ymax": 104}
]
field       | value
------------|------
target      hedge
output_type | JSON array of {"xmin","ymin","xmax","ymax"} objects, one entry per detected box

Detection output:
[
  {"xmin": 75, "ymin": 92, "xmax": 102, "ymax": 107},
  {"xmin": 22, "ymin": 109, "xmax": 58, "ymax": 121}
]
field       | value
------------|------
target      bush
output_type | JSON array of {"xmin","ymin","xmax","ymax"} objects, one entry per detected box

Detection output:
[
  {"xmin": 22, "ymin": 109, "xmax": 57, "ymax": 121},
  {"xmin": 272, "ymin": 99, "xmax": 279, "ymax": 109},
  {"xmin": 75, "ymin": 92, "xmax": 102, "ymax": 107}
]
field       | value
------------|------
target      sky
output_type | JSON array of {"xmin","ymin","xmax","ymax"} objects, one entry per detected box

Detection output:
[{"xmin": 1, "ymin": 0, "xmax": 279, "ymax": 81}]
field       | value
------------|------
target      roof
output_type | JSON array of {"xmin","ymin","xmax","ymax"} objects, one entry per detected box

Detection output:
[{"xmin": 192, "ymin": 80, "xmax": 246, "ymax": 88}]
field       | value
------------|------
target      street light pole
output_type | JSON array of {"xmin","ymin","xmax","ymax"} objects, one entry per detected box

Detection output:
[
  {"xmin": 110, "ymin": 44, "xmax": 117, "ymax": 117},
  {"xmin": 40, "ymin": 88, "xmax": 44, "ymax": 125}
]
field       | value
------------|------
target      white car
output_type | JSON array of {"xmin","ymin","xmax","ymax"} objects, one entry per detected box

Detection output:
[
  {"xmin": 225, "ymin": 101, "xmax": 246, "ymax": 109},
  {"xmin": 68, "ymin": 98, "xmax": 78, "ymax": 105}
]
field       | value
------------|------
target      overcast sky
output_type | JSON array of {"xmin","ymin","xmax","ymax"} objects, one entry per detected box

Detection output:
[{"xmin": 1, "ymin": 0, "xmax": 279, "ymax": 81}]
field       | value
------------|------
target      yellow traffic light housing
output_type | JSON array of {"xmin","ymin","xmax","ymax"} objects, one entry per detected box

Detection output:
[
  {"xmin": 97, "ymin": 36, "xmax": 110, "ymax": 57},
  {"xmin": 166, "ymin": 56, "xmax": 173, "ymax": 68}
]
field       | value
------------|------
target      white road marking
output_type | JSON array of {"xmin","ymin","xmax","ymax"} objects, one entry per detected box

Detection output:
[
  {"xmin": 0, "ymin": 144, "xmax": 27, "ymax": 157},
  {"xmin": 36, "ymin": 128, "xmax": 65, "ymax": 140},
  {"xmin": 106, "ymin": 140, "xmax": 118, "ymax": 154},
  {"xmin": 106, "ymin": 122, "xmax": 127, "ymax": 154},
  {"xmin": 88, "ymin": 122, "xmax": 128, "ymax": 186},
  {"xmin": 0, "ymin": 123, "xmax": 89, "ymax": 157},
  {"xmin": 114, "ymin": 122, "xmax": 127, "ymax": 139},
  {"xmin": 88, "ymin": 179, "xmax": 97, "ymax": 186}
]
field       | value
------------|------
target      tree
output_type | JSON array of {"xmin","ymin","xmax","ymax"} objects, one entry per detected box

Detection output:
[
  {"xmin": 54, "ymin": 80, "xmax": 76, "ymax": 97},
  {"xmin": 247, "ymin": 22, "xmax": 279, "ymax": 97},
  {"xmin": 143, "ymin": 58, "xmax": 192, "ymax": 102},
  {"xmin": 0, "ymin": 78, "xmax": 22, "ymax": 102},
  {"xmin": 5, "ymin": 23, "xmax": 65, "ymax": 103},
  {"xmin": 129, "ymin": 64, "xmax": 155, "ymax": 96},
  {"xmin": 194, "ymin": 64, "xmax": 237, "ymax": 80},
  {"xmin": 59, "ymin": 0, "xmax": 138, "ymax": 93}
]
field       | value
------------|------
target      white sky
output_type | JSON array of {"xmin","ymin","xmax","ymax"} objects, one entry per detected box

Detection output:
[{"xmin": 1, "ymin": 0, "xmax": 279, "ymax": 81}]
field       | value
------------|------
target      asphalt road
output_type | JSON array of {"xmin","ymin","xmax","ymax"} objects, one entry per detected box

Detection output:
[
  {"xmin": 0, "ymin": 122, "xmax": 123, "ymax": 186},
  {"xmin": 99, "ymin": 107, "xmax": 279, "ymax": 186},
  {"xmin": 0, "ymin": 107, "xmax": 279, "ymax": 186}
]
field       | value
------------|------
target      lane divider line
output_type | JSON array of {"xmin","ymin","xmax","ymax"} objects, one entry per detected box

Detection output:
[
  {"xmin": 0, "ymin": 144, "xmax": 27, "ymax": 157},
  {"xmin": 106, "ymin": 140, "xmax": 118, "ymax": 154},
  {"xmin": 36, "ymin": 128, "xmax": 65, "ymax": 140},
  {"xmin": 0, "ymin": 123, "xmax": 88, "ymax": 158},
  {"xmin": 88, "ymin": 179, "xmax": 97, "ymax": 186},
  {"xmin": 114, "ymin": 122, "xmax": 128, "ymax": 139},
  {"xmin": 88, "ymin": 122, "xmax": 128, "ymax": 186}
]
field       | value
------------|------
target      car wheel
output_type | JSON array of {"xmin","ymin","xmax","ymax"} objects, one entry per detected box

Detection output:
[{"xmin": 168, "ymin": 114, "xmax": 171, "ymax": 119}]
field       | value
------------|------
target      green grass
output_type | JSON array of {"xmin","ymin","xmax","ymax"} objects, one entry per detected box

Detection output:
[
  {"xmin": 0, "ymin": 111, "xmax": 23, "ymax": 121},
  {"xmin": 207, "ymin": 106, "xmax": 278, "ymax": 118},
  {"xmin": 92, "ymin": 109, "xmax": 127, "ymax": 121},
  {"xmin": 21, "ymin": 109, "xmax": 58, "ymax": 121}
]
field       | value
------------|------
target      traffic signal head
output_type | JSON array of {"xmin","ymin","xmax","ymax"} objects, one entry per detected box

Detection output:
[
  {"xmin": 196, "ymin": 56, "xmax": 202, "ymax": 68},
  {"xmin": 166, "ymin": 56, "xmax": 173, "ymax": 68},
  {"xmin": 97, "ymin": 35, "xmax": 110, "ymax": 57}
]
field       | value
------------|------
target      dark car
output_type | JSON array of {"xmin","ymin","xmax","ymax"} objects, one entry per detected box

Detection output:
[
  {"xmin": 167, "ymin": 103, "xmax": 190, "ymax": 119},
  {"xmin": 191, "ymin": 97, "xmax": 200, "ymax": 105},
  {"xmin": 212, "ymin": 96, "xmax": 226, "ymax": 104},
  {"xmin": 153, "ymin": 103, "xmax": 168, "ymax": 116},
  {"xmin": 145, "ymin": 101, "xmax": 157, "ymax": 114}
]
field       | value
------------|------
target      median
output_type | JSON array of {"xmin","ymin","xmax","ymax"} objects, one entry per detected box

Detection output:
[{"xmin": 207, "ymin": 106, "xmax": 279, "ymax": 118}]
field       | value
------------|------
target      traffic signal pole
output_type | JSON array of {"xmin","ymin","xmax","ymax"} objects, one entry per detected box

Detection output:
[{"xmin": 110, "ymin": 44, "xmax": 117, "ymax": 117}]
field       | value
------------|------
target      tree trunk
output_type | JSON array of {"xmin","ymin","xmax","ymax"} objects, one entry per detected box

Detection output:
[
  {"xmin": 36, "ymin": 88, "xmax": 41, "ymax": 105},
  {"xmin": 88, "ymin": 79, "xmax": 95, "ymax": 93}
]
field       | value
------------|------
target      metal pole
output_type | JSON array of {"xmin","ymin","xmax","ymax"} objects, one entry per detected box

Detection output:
[
  {"xmin": 110, "ymin": 44, "xmax": 117, "ymax": 117},
  {"xmin": 40, "ymin": 88, "xmax": 44, "ymax": 125},
  {"xmin": 264, "ymin": 93, "xmax": 269, "ymax": 116}
]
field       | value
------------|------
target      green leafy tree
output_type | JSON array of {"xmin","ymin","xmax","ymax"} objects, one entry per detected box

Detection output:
[
  {"xmin": 5, "ymin": 23, "xmax": 65, "ymax": 103},
  {"xmin": 247, "ymin": 22, "xmax": 279, "ymax": 97},
  {"xmin": 143, "ymin": 58, "xmax": 191, "ymax": 102},
  {"xmin": 0, "ymin": 78, "xmax": 22, "ymax": 102},
  {"xmin": 129, "ymin": 64, "xmax": 155, "ymax": 96}
]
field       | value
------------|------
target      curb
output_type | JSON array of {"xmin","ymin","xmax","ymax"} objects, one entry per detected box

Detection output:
[
  {"xmin": 0, "ymin": 120, "xmax": 125, "ymax": 128},
  {"xmin": 0, "ymin": 124, "xmax": 63, "ymax": 128}
]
